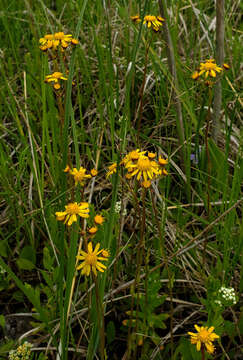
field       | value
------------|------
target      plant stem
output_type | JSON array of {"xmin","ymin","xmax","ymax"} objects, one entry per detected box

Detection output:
[
  {"xmin": 94, "ymin": 276, "xmax": 105, "ymax": 360},
  {"xmin": 212, "ymin": 0, "xmax": 225, "ymax": 143}
]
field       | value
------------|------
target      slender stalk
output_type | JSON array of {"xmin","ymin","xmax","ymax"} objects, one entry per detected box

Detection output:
[
  {"xmin": 136, "ymin": 40, "xmax": 150, "ymax": 145},
  {"xmin": 93, "ymin": 276, "xmax": 105, "ymax": 360},
  {"xmin": 150, "ymin": 188, "xmax": 174, "ymax": 357},
  {"xmin": 201, "ymin": 345, "xmax": 205, "ymax": 360},
  {"xmin": 127, "ymin": 187, "xmax": 146, "ymax": 358},
  {"xmin": 158, "ymin": 0, "xmax": 185, "ymax": 162},
  {"xmin": 203, "ymin": 87, "xmax": 213, "ymax": 267},
  {"xmin": 212, "ymin": 0, "xmax": 225, "ymax": 142}
]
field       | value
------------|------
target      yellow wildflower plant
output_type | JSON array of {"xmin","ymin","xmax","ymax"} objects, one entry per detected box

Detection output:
[
  {"xmin": 45, "ymin": 72, "xmax": 67, "ymax": 90},
  {"xmin": 193, "ymin": 59, "xmax": 222, "ymax": 79},
  {"xmin": 69, "ymin": 167, "xmax": 91, "ymax": 186},
  {"xmin": 188, "ymin": 325, "xmax": 219, "ymax": 354},
  {"xmin": 39, "ymin": 32, "xmax": 78, "ymax": 51},
  {"xmin": 76, "ymin": 242, "xmax": 109, "ymax": 276},
  {"xmin": 55, "ymin": 202, "xmax": 89, "ymax": 226}
]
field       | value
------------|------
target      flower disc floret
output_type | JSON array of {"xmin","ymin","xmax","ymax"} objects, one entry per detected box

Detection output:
[
  {"xmin": 55, "ymin": 202, "xmax": 89, "ymax": 226},
  {"xmin": 188, "ymin": 325, "xmax": 219, "ymax": 354},
  {"xmin": 106, "ymin": 163, "xmax": 117, "ymax": 178},
  {"xmin": 76, "ymin": 242, "xmax": 109, "ymax": 276},
  {"xmin": 94, "ymin": 214, "xmax": 105, "ymax": 225}
]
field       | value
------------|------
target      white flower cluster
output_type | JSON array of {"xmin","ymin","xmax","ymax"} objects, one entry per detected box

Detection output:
[
  {"xmin": 115, "ymin": 201, "xmax": 127, "ymax": 216},
  {"xmin": 9, "ymin": 342, "xmax": 32, "ymax": 360},
  {"xmin": 219, "ymin": 286, "xmax": 237, "ymax": 305}
]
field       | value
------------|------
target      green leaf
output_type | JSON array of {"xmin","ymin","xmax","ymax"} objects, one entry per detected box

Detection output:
[{"xmin": 17, "ymin": 258, "xmax": 35, "ymax": 271}]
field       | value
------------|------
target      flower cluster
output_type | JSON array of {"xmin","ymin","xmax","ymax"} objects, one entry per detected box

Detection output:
[
  {"xmin": 192, "ymin": 59, "xmax": 229, "ymax": 85},
  {"xmin": 107, "ymin": 150, "xmax": 168, "ymax": 188},
  {"xmin": 39, "ymin": 31, "xmax": 78, "ymax": 91},
  {"xmin": 39, "ymin": 32, "xmax": 78, "ymax": 52},
  {"xmin": 115, "ymin": 201, "xmax": 127, "ymax": 216},
  {"xmin": 219, "ymin": 286, "xmax": 237, "ymax": 305},
  {"xmin": 131, "ymin": 15, "xmax": 165, "ymax": 32},
  {"xmin": 188, "ymin": 325, "xmax": 219, "ymax": 354},
  {"xmin": 9, "ymin": 342, "xmax": 32, "ymax": 360}
]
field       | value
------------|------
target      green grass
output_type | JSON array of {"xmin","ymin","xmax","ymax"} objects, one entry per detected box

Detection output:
[{"xmin": 0, "ymin": 0, "xmax": 242, "ymax": 359}]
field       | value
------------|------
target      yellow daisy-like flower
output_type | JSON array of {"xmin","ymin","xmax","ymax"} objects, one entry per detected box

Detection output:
[
  {"xmin": 94, "ymin": 214, "xmax": 105, "ymax": 225},
  {"xmin": 88, "ymin": 226, "xmax": 98, "ymax": 235},
  {"xmin": 197, "ymin": 59, "xmax": 222, "ymax": 79},
  {"xmin": 45, "ymin": 72, "xmax": 67, "ymax": 90},
  {"xmin": 39, "ymin": 32, "xmax": 78, "ymax": 51},
  {"xmin": 70, "ymin": 167, "xmax": 91, "ymax": 186},
  {"xmin": 143, "ymin": 15, "xmax": 165, "ymax": 32},
  {"xmin": 63, "ymin": 165, "xmax": 71, "ymax": 173},
  {"xmin": 76, "ymin": 242, "xmax": 109, "ymax": 276},
  {"xmin": 91, "ymin": 168, "xmax": 98, "ymax": 176},
  {"xmin": 130, "ymin": 15, "xmax": 141, "ymax": 24},
  {"xmin": 188, "ymin": 325, "xmax": 219, "ymax": 354},
  {"xmin": 55, "ymin": 202, "xmax": 89, "ymax": 226},
  {"xmin": 126, "ymin": 155, "xmax": 160, "ymax": 182},
  {"xmin": 106, "ymin": 163, "xmax": 117, "ymax": 178}
]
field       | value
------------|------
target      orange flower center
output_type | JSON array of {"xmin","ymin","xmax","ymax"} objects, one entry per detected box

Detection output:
[
  {"xmin": 137, "ymin": 157, "xmax": 151, "ymax": 170},
  {"xmin": 198, "ymin": 329, "xmax": 210, "ymax": 342},
  {"xmin": 66, "ymin": 203, "xmax": 80, "ymax": 214},
  {"xmin": 75, "ymin": 171, "xmax": 85, "ymax": 181},
  {"xmin": 202, "ymin": 62, "xmax": 217, "ymax": 70},
  {"xmin": 144, "ymin": 15, "xmax": 156, "ymax": 21},
  {"xmin": 86, "ymin": 254, "xmax": 97, "ymax": 265}
]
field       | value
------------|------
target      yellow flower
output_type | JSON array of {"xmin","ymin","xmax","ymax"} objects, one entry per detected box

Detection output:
[
  {"xmin": 101, "ymin": 249, "xmax": 109, "ymax": 258},
  {"xmin": 130, "ymin": 15, "xmax": 141, "ymax": 24},
  {"xmin": 39, "ymin": 32, "xmax": 78, "ymax": 51},
  {"xmin": 64, "ymin": 165, "xmax": 71, "ymax": 173},
  {"xmin": 88, "ymin": 226, "xmax": 98, "ymax": 235},
  {"xmin": 143, "ymin": 15, "xmax": 165, "ymax": 31},
  {"xmin": 76, "ymin": 242, "xmax": 109, "ymax": 276},
  {"xmin": 91, "ymin": 169, "xmax": 98, "ymax": 176},
  {"xmin": 141, "ymin": 180, "xmax": 151, "ymax": 188},
  {"xmin": 106, "ymin": 163, "xmax": 117, "ymax": 178},
  {"xmin": 70, "ymin": 167, "xmax": 91, "ymax": 186},
  {"xmin": 94, "ymin": 214, "xmax": 105, "ymax": 225},
  {"xmin": 192, "ymin": 71, "xmax": 200, "ymax": 80},
  {"xmin": 188, "ymin": 325, "xmax": 219, "ymax": 354},
  {"xmin": 158, "ymin": 157, "xmax": 168, "ymax": 166},
  {"xmin": 45, "ymin": 72, "xmax": 67, "ymax": 90},
  {"xmin": 39, "ymin": 34, "xmax": 54, "ymax": 51},
  {"xmin": 197, "ymin": 59, "xmax": 222, "ymax": 79},
  {"xmin": 55, "ymin": 202, "xmax": 89, "ymax": 226},
  {"xmin": 223, "ymin": 63, "xmax": 230, "ymax": 70},
  {"xmin": 125, "ymin": 155, "xmax": 160, "ymax": 182}
]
